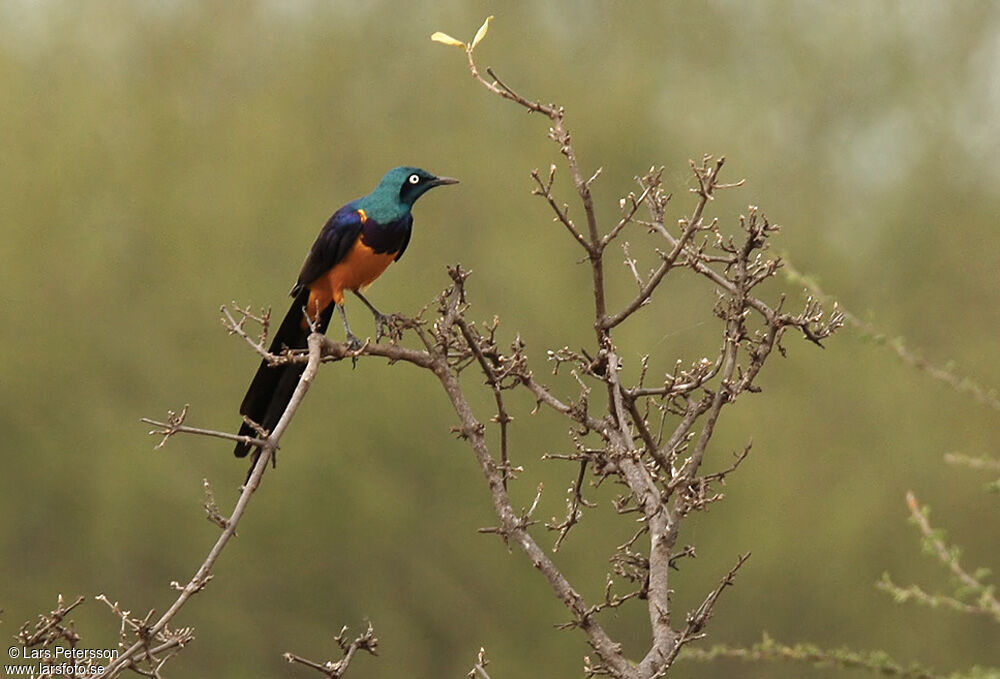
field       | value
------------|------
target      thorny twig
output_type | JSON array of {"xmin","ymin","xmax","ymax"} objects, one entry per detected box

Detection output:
[
  {"xmin": 468, "ymin": 647, "xmax": 493, "ymax": 679},
  {"xmin": 284, "ymin": 622, "xmax": 379, "ymax": 678},
  {"xmin": 430, "ymin": 23, "xmax": 841, "ymax": 678},
  {"xmin": 84, "ymin": 333, "xmax": 327, "ymax": 678},
  {"xmin": 17, "ymin": 594, "xmax": 84, "ymax": 648},
  {"xmin": 141, "ymin": 404, "xmax": 266, "ymax": 451}
]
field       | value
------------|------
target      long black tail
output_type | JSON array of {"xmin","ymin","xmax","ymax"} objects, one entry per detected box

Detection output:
[{"xmin": 234, "ymin": 288, "xmax": 333, "ymax": 461}]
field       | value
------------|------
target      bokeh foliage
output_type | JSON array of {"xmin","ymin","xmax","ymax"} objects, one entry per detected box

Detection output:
[{"xmin": 1, "ymin": 2, "xmax": 998, "ymax": 677}]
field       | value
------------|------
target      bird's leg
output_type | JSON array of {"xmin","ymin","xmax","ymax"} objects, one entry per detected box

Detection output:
[
  {"xmin": 352, "ymin": 290, "xmax": 393, "ymax": 342},
  {"xmin": 337, "ymin": 303, "xmax": 363, "ymax": 351}
]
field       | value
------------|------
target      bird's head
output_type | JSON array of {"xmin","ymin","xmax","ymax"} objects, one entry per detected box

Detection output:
[{"xmin": 377, "ymin": 166, "xmax": 459, "ymax": 207}]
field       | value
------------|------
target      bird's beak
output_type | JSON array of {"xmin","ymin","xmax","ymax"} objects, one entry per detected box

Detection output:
[{"xmin": 430, "ymin": 176, "xmax": 459, "ymax": 187}]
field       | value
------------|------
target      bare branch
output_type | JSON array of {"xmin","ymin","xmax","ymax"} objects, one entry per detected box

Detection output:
[
  {"xmin": 468, "ymin": 647, "xmax": 493, "ymax": 679},
  {"xmin": 428, "ymin": 341, "xmax": 634, "ymax": 676},
  {"xmin": 284, "ymin": 622, "xmax": 378, "ymax": 678},
  {"xmin": 532, "ymin": 165, "xmax": 590, "ymax": 252},
  {"xmin": 221, "ymin": 303, "xmax": 277, "ymax": 362},
  {"xmin": 455, "ymin": 314, "xmax": 516, "ymax": 488},
  {"xmin": 17, "ymin": 594, "xmax": 85, "ymax": 648},
  {"xmin": 141, "ymin": 404, "xmax": 266, "ymax": 450},
  {"xmin": 601, "ymin": 180, "xmax": 658, "ymax": 251},
  {"xmin": 603, "ymin": 160, "xmax": 726, "ymax": 329},
  {"xmin": 547, "ymin": 459, "xmax": 596, "ymax": 551},
  {"xmin": 90, "ymin": 333, "xmax": 327, "ymax": 678}
]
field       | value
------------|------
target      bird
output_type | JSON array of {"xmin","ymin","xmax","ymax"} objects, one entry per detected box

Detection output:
[{"xmin": 233, "ymin": 166, "xmax": 458, "ymax": 464}]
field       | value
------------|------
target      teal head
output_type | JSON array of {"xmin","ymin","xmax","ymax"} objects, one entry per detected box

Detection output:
[{"xmin": 374, "ymin": 166, "xmax": 459, "ymax": 208}]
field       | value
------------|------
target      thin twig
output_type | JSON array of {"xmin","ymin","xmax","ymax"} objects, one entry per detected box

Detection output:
[
  {"xmin": 905, "ymin": 492, "xmax": 1000, "ymax": 621},
  {"xmin": 782, "ymin": 259, "xmax": 1000, "ymax": 412},
  {"xmin": 681, "ymin": 633, "xmax": 945, "ymax": 679},
  {"xmin": 284, "ymin": 622, "xmax": 378, "ymax": 678},
  {"xmin": 91, "ymin": 334, "xmax": 327, "ymax": 678}
]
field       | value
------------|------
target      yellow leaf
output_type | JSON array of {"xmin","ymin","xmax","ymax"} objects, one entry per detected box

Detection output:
[
  {"xmin": 471, "ymin": 15, "xmax": 494, "ymax": 49},
  {"xmin": 431, "ymin": 31, "xmax": 466, "ymax": 48}
]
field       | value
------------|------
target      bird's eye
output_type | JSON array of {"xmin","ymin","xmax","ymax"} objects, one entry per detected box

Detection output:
[{"xmin": 408, "ymin": 174, "xmax": 421, "ymax": 184}]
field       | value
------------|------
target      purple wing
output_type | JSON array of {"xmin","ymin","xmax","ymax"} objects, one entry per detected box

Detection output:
[{"xmin": 291, "ymin": 204, "xmax": 365, "ymax": 296}]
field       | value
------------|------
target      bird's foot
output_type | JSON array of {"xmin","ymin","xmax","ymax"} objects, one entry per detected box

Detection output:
[
  {"xmin": 344, "ymin": 332, "xmax": 364, "ymax": 368},
  {"xmin": 373, "ymin": 312, "xmax": 390, "ymax": 342},
  {"xmin": 373, "ymin": 312, "xmax": 403, "ymax": 343},
  {"xmin": 345, "ymin": 331, "xmax": 363, "ymax": 352}
]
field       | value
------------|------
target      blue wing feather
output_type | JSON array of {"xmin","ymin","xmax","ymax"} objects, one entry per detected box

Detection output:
[{"xmin": 290, "ymin": 204, "xmax": 364, "ymax": 296}]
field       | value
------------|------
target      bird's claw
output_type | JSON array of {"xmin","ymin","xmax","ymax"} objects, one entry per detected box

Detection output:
[
  {"xmin": 373, "ymin": 312, "xmax": 402, "ymax": 343},
  {"xmin": 345, "ymin": 332, "xmax": 363, "ymax": 351},
  {"xmin": 374, "ymin": 313, "xmax": 390, "ymax": 342},
  {"xmin": 344, "ymin": 332, "xmax": 364, "ymax": 368}
]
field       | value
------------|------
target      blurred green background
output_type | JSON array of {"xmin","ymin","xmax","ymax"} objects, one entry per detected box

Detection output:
[{"xmin": 2, "ymin": 2, "xmax": 998, "ymax": 677}]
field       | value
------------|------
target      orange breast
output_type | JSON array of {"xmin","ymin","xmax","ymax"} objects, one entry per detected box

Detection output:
[{"xmin": 304, "ymin": 238, "xmax": 396, "ymax": 323}]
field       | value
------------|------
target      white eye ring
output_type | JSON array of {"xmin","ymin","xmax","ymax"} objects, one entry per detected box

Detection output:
[{"xmin": 408, "ymin": 174, "xmax": 421, "ymax": 184}]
